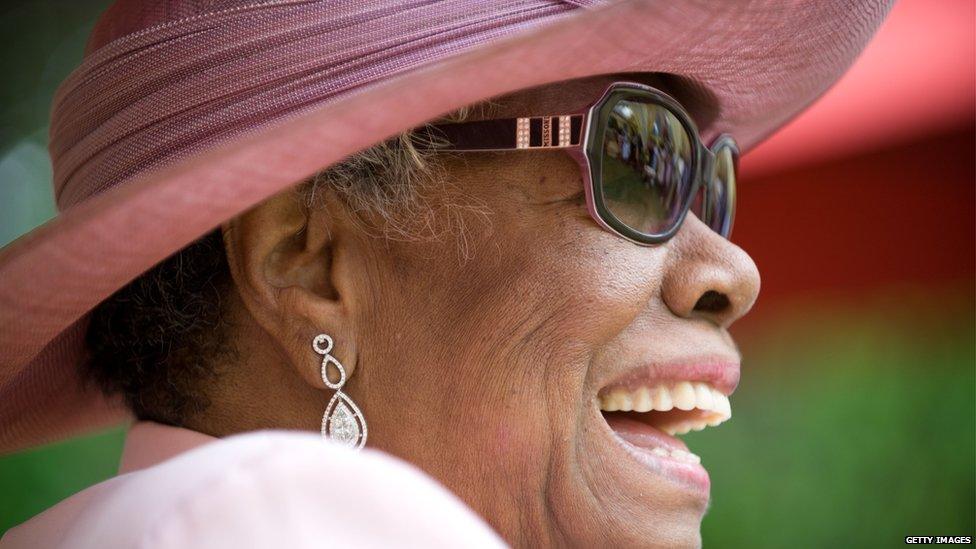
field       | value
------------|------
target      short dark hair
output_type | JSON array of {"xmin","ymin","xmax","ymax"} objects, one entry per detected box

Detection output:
[{"xmin": 85, "ymin": 230, "xmax": 233, "ymax": 426}]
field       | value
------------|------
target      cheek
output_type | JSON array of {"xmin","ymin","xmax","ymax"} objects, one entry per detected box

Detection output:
[
  {"xmin": 512, "ymin": 213, "xmax": 667, "ymax": 352},
  {"xmin": 365, "ymin": 181, "xmax": 668, "ymax": 383},
  {"xmin": 399, "ymin": 152, "xmax": 666, "ymax": 355},
  {"xmin": 574, "ymin": 242, "xmax": 665, "ymax": 337}
]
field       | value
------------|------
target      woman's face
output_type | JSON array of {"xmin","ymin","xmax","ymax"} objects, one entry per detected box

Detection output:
[
  {"xmin": 339, "ymin": 74, "xmax": 760, "ymax": 547},
  {"xmin": 225, "ymin": 73, "xmax": 760, "ymax": 547}
]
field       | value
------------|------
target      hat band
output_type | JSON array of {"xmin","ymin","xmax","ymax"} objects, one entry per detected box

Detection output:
[{"xmin": 49, "ymin": 0, "xmax": 599, "ymax": 211}]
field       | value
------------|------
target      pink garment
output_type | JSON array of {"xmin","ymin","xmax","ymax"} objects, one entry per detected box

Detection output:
[{"xmin": 1, "ymin": 422, "xmax": 507, "ymax": 548}]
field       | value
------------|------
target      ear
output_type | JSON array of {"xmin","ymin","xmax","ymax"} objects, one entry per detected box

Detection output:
[{"xmin": 222, "ymin": 188, "xmax": 358, "ymax": 390}]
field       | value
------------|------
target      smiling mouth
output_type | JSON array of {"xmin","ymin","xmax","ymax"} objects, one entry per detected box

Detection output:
[{"xmin": 598, "ymin": 381, "xmax": 731, "ymax": 466}]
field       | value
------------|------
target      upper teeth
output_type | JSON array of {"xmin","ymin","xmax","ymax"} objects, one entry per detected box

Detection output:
[{"xmin": 599, "ymin": 381, "xmax": 732, "ymax": 435}]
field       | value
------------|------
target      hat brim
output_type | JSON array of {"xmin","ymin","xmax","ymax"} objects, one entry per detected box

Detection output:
[{"xmin": 0, "ymin": 0, "xmax": 890, "ymax": 452}]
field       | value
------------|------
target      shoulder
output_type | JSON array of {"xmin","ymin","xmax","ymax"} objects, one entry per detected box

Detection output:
[{"xmin": 5, "ymin": 431, "xmax": 505, "ymax": 549}]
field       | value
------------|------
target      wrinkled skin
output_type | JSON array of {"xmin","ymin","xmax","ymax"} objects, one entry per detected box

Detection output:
[{"xmin": 207, "ymin": 73, "xmax": 760, "ymax": 547}]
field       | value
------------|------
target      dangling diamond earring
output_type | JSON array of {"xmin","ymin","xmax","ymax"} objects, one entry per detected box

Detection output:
[{"xmin": 312, "ymin": 333, "xmax": 367, "ymax": 450}]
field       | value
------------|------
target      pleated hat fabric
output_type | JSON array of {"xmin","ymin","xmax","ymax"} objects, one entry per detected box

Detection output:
[
  {"xmin": 53, "ymin": 0, "xmax": 605, "ymax": 210},
  {"xmin": 0, "ymin": 0, "xmax": 893, "ymax": 452}
]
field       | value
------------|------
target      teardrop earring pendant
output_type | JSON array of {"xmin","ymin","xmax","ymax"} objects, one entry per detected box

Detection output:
[{"xmin": 312, "ymin": 334, "xmax": 367, "ymax": 450}]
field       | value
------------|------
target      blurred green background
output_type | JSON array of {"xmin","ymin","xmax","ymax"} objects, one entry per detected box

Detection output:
[{"xmin": 1, "ymin": 0, "xmax": 973, "ymax": 546}]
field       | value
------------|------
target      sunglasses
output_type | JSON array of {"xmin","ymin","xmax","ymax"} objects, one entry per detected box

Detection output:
[{"xmin": 418, "ymin": 81, "xmax": 739, "ymax": 245}]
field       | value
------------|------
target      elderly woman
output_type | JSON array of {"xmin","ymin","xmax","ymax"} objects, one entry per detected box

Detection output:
[{"xmin": 0, "ymin": 0, "xmax": 890, "ymax": 547}]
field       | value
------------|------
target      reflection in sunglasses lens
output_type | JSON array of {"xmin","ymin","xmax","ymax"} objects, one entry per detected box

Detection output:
[
  {"xmin": 600, "ymin": 97, "xmax": 695, "ymax": 237},
  {"xmin": 706, "ymin": 142, "xmax": 736, "ymax": 238}
]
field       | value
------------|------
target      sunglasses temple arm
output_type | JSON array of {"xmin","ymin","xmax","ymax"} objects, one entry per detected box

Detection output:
[{"xmin": 413, "ymin": 113, "xmax": 588, "ymax": 152}]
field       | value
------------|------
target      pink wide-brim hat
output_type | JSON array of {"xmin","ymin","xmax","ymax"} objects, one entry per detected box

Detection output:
[{"xmin": 0, "ymin": 0, "xmax": 892, "ymax": 453}]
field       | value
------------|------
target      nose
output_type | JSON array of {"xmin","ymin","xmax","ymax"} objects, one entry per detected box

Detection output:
[{"xmin": 660, "ymin": 215, "xmax": 761, "ymax": 329}]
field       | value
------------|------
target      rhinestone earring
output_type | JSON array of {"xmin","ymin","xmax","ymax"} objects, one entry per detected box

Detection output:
[{"xmin": 312, "ymin": 333, "xmax": 367, "ymax": 450}]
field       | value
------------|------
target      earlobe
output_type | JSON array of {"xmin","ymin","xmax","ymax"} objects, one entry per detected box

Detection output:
[{"xmin": 221, "ymin": 188, "xmax": 358, "ymax": 389}]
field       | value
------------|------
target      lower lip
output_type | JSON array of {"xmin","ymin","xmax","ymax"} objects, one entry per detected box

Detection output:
[{"xmin": 603, "ymin": 414, "xmax": 711, "ymax": 494}]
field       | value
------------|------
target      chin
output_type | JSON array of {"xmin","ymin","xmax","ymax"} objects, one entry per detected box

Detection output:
[{"xmin": 544, "ymin": 363, "xmax": 739, "ymax": 547}]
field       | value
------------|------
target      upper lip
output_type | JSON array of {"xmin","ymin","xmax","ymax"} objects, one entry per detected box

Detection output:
[{"xmin": 598, "ymin": 356, "xmax": 740, "ymax": 397}]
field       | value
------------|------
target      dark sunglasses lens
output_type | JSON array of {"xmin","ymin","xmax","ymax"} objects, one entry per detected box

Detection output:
[
  {"xmin": 600, "ymin": 98, "xmax": 695, "ymax": 237},
  {"xmin": 698, "ymin": 141, "xmax": 737, "ymax": 238}
]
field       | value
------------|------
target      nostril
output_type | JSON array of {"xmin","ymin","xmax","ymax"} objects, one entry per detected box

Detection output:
[{"xmin": 693, "ymin": 290, "xmax": 729, "ymax": 314}]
